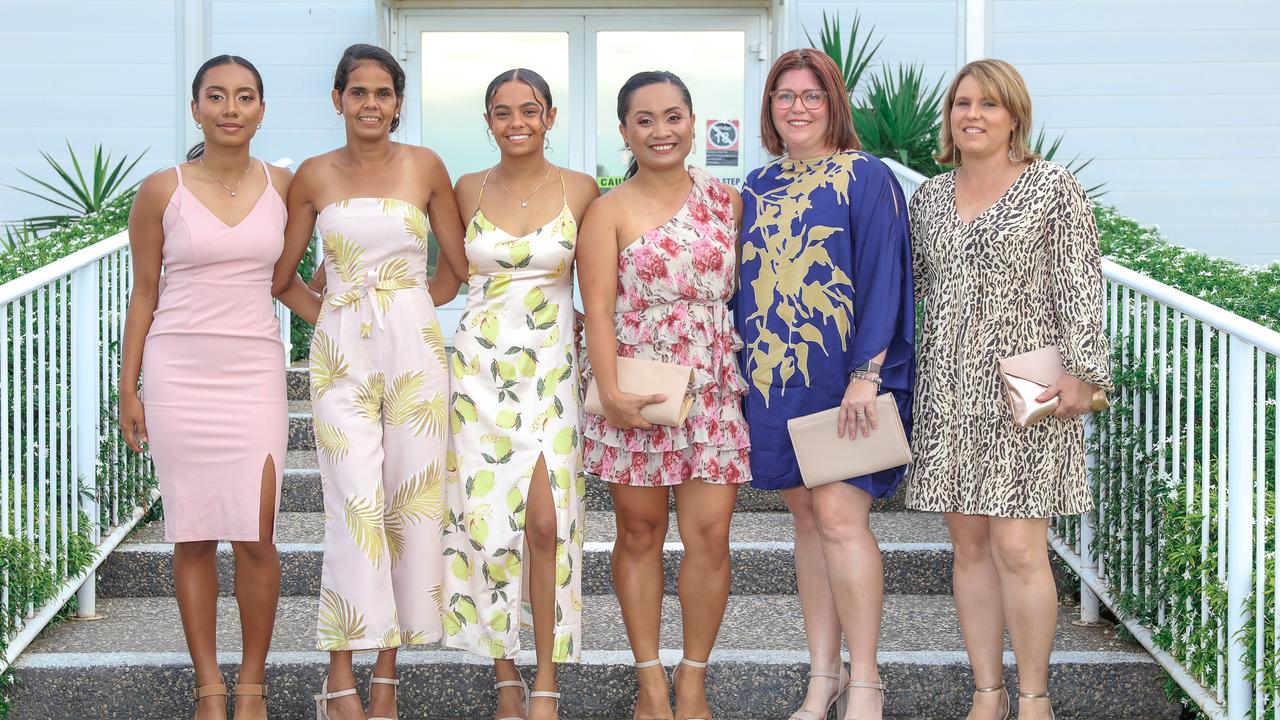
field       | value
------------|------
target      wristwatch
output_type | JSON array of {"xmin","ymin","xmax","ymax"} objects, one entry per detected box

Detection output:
[{"xmin": 854, "ymin": 359, "xmax": 883, "ymax": 374}]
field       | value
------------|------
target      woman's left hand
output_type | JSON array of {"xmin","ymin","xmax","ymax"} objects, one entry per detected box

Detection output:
[
  {"xmin": 1037, "ymin": 373, "xmax": 1099, "ymax": 420},
  {"xmin": 839, "ymin": 376, "xmax": 880, "ymax": 439}
]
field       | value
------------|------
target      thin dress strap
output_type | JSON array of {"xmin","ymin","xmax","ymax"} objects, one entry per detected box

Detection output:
[
  {"xmin": 478, "ymin": 168, "xmax": 493, "ymax": 206},
  {"xmin": 557, "ymin": 168, "xmax": 567, "ymax": 206},
  {"xmin": 258, "ymin": 158, "xmax": 271, "ymax": 183},
  {"xmin": 174, "ymin": 163, "xmax": 186, "ymax": 189}
]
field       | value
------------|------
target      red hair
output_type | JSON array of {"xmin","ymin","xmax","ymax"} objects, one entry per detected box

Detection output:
[{"xmin": 759, "ymin": 49, "xmax": 859, "ymax": 156}]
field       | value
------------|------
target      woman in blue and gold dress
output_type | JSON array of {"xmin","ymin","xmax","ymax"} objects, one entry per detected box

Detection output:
[{"xmin": 734, "ymin": 49, "xmax": 914, "ymax": 720}]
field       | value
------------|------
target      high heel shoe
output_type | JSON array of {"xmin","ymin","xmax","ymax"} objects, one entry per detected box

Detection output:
[
  {"xmin": 842, "ymin": 679, "xmax": 886, "ymax": 720},
  {"xmin": 969, "ymin": 682, "xmax": 1009, "ymax": 720},
  {"xmin": 1018, "ymin": 691, "xmax": 1055, "ymax": 720},
  {"xmin": 787, "ymin": 665, "xmax": 850, "ymax": 720},
  {"xmin": 495, "ymin": 670, "xmax": 530, "ymax": 720},
  {"xmin": 314, "ymin": 675, "xmax": 359, "ymax": 720},
  {"xmin": 233, "ymin": 682, "xmax": 268, "ymax": 719},
  {"xmin": 367, "ymin": 674, "xmax": 399, "ymax": 720},
  {"xmin": 632, "ymin": 659, "xmax": 670, "ymax": 720},
  {"xmin": 193, "ymin": 680, "xmax": 227, "ymax": 718},
  {"xmin": 530, "ymin": 689, "xmax": 561, "ymax": 719},
  {"xmin": 671, "ymin": 657, "xmax": 710, "ymax": 720}
]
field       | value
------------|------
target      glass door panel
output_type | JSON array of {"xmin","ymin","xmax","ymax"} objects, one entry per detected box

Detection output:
[{"xmin": 593, "ymin": 30, "xmax": 747, "ymax": 189}]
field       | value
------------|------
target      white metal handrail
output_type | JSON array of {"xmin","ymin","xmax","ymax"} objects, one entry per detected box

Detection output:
[{"xmin": 887, "ymin": 158, "xmax": 1278, "ymax": 720}]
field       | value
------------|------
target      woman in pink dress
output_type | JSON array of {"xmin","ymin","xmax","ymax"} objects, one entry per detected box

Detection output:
[
  {"xmin": 120, "ymin": 56, "xmax": 319, "ymax": 720},
  {"xmin": 578, "ymin": 70, "xmax": 751, "ymax": 720}
]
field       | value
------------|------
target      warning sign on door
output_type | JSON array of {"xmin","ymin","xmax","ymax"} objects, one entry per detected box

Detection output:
[{"xmin": 706, "ymin": 119, "xmax": 739, "ymax": 166}]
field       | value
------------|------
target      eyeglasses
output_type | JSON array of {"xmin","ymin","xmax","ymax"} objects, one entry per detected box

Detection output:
[{"xmin": 770, "ymin": 89, "xmax": 828, "ymax": 110}]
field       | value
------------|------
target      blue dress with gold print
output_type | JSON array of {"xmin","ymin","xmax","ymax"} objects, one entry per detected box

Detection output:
[{"xmin": 734, "ymin": 151, "xmax": 915, "ymax": 494}]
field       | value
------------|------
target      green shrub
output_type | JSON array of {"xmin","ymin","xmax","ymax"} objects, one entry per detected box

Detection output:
[{"xmin": 0, "ymin": 192, "xmax": 133, "ymax": 286}]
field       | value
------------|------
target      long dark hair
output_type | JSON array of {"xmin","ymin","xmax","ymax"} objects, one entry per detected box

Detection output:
[
  {"xmin": 334, "ymin": 43, "xmax": 406, "ymax": 133},
  {"xmin": 616, "ymin": 70, "xmax": 693, "ymax": 180},
  {"xmin": 484, "ymin": 68, "xmax": 553, "ymax": 115},
  {"xmin": 187, "ymin": 56, "xmax": 264, "ymax": 161}
]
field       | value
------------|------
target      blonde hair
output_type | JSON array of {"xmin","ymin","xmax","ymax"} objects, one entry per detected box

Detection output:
[{"xmin": 935, "ymin": 58, "xmax": 1039, "ymax": 166}]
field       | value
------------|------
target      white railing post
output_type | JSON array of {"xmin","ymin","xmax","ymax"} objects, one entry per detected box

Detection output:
[
  {"xmin": 1078, "ymin": 414, "xmax": 1102, "ymax": 624},
  {"xmin": 1225, "ymin": 335, "xmax": 1254, "ymax": 719},
  {"xmin": 70, "ymin": 263, "xmax": 101, "ymax": 619}
]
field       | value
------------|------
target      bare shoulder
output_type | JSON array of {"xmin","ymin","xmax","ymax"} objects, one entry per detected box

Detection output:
[
  {"xmin": 561, "ymin": 168, "xmax": 600, "ymax": 217},
  {"xmin": 133, "ymin": 166, "xmax": 179, "ymax": 212},
  {"xmin": 265, "ymin": 161, "xmax": 293, "ymax": 195},
  {"xmin": 454, "ymin": 170, "xmax": 486, "ymax": 212},
  {"xmin": 405, "ymin": 143, "xmax": 445, "ymax": 170}
]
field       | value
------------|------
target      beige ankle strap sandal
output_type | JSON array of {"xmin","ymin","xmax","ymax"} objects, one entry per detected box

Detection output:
[
  {"xmin": 974, "ymin": 683, "xmax": 1010, "ymax": 720},
  {"xmin": 788, "ymin": 666, "xmax": 850, "ymax": 720},
  {"xmin": 314, "ymin": 675, "xmax": 358, "ymax": 720},
  {"xmin": 367, "ymin": 675, "xmax": 400, "ymax": 720},
  {"xmin": 672, "ymin": 658, "xmax": 710, "ymax": 720},
  {"xmin": 193, "ymin": 682, "xmax": 227, "ymax": 704},
  {"xmin": 495, "ymin": 673, "xmax": 530, "ymax": 720},
  {"xmin": 1018, "ymin": 691, "xmax": 1056, "ymax": 720}
]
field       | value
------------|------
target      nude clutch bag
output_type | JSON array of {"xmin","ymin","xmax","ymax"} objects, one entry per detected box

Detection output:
[
  {"xmin": 998, "ymin": 345, "xmax": 1110, "ymax": 427},
  {"xmin": 786, "ymin": 393, "xmax": 912, "ymax": 489},
  {"xmin": 584, "ymin": 356, "xmax": 695, "ymax": 428}
]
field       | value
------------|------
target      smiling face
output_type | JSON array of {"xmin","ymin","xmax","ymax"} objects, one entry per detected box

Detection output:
[
  {"xmin": 190, "ymin": 63, "xmax": 263, "ymax": 150},
  {"xmin": 333, "ymin": 60, "xmax": 402, "ymax": 140},
  {"xmin": 949, "ymin": 74, "xmax": 1017, "ymax": 163},
  {"xmin": 770, "ymin": 67, "xmax": 832, "ymax": 159},
  {"xmin": 486, "ymin": 80, "xmax": 556, "ymax": 159},
  {"xmin": 619, "ymin": 81, "xmax": 694, "ymax": 174}
]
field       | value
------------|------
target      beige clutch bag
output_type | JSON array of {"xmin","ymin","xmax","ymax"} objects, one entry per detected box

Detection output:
[
  {"xmin": 584, "ymin": 356, "xmax": 695, "ymax": 428},
  {"xmin": 998, "ymin": 345, "xmax": 1110, "ymax": 427},
  {"xmin": 786, "ymin": 393, "xmax": 912, "ymax": 489}
]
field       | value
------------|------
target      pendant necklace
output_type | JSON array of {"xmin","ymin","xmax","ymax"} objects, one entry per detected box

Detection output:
[
  {"xmin": 495, "ymin": 164, "xmax": 553, "ymax": 208},
  {"xmin": 198, "ymin": 156, "xmax": 254, "ymax": 197}
]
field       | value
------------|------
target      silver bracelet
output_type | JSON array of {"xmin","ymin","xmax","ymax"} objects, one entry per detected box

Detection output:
[{"xmin": 849, "ymin": 370, "xmax": 883, "ymax": 388}]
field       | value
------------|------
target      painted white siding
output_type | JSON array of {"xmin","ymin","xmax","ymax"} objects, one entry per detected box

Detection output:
[
  {"xmin": 990, "ymin": 0, "xmax": 1280, "ymax": 263},
  {"xmin": 786, "ymin": 0, "xmax": 961, "ymax": 89},
  {"xmin": 0, "ymin": 1, "xmax": 177, "ymax": 225},
  {"xmin": 209, "ymin": 0, "xmax": 375, "ymax": 167}
]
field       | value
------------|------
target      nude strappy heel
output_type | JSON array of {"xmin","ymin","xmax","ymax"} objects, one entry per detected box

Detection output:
[
  {"xmin": 1018, "ymin": 691, "xmax": 1055, "ymax": 720},
  {"xmin": 787, "ymin": 666, "xmax": 850, "ymax": 720},
  {"xmin": 367, "ymin": 675, "xmax": 400, "ymax": 720},
  {"xmin": 495, "ymin": 671, "xmax": 530, "ymax": 720},
  {"xmin": 672, "ymin": 657, "xmax": 710, "ymax": 720},
  {"xmin": 234, "ymin": 682, "xmax": 267, "ymax": 717},
  {"xmin": 193, "ymin": 681, "xmax": 227, "ymax": 716},
  {"xmin": 633, "ymin": 659, "xmax": 669, "ymax": 720},
  {"xmin": 314, "ymin": 675, "xmax": 359, "ymax": 720},
  {"xmin": 970, "ymin": 682, "xmax": 1009, "ymax": 720},
  {"xmin": 842, "ymin": 679, "xmax": 886, "ymax": 720},
  {"xmin": 530, "ymin": 689, "xmax": 562, "ymax": 718}
]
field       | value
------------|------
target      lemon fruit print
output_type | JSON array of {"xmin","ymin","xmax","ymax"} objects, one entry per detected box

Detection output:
[{"xmin": 443, "ymin": 176, "xmax": 585, "ymax": 662}]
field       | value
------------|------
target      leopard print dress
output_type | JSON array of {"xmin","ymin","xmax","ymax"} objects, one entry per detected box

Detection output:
[{"xmin": 902, "ymin": 160, "xmax": 1112, "ymax": 518}]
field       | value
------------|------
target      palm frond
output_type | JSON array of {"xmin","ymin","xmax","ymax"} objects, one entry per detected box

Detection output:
[
  {"xmin": 351, "ymin": 371, "xmax": 385, "ymax": 421},
  {"xmin": 805, "ymin": 11, "xmax": 882, "ymax": 96},
  {"xmin": 384, "ymin": 370, "xmax": 428, "ymax": 427},
  {"xmin": 344, "ymin": 484, "xmax": 387, "ymax": 566},
  {"xmin": 317, "ymin": 587, "xmax": 367, "ymax": 650},
  {"xmin": 322, "ymin": 231, "xmax": 368, "ymax": 284},
  {"xmin": 421, "ymin": 320, "xmax": 448, "ymax": 369},
  {"xmin": 314, "ymin": 420, "xmax": 352, "ymax": 464},
  {"xmin": 309, "ymin": 330, "xmax": 349, "ymax": 399}
]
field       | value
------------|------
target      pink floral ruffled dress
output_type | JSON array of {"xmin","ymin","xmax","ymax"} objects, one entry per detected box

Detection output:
[{"xmin": 583, "ymin": 166, "xmax": 751, "ymax": 486}]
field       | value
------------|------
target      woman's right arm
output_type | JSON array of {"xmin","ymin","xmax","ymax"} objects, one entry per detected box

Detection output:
[
  {"xmin": 118, "ymin": 171, "xmax": 172, "ymax": 452},
  {"xmin": 272, "ymin": 159, "xmax": 322, "ymax": 324},
  {"xmin": 577, "ymin": 194, "xmax": 665, "ymax": 430}
]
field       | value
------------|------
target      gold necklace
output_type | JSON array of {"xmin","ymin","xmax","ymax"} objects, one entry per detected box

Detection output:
[
  {"xmin": 494, "ymin": 164, "xmax": 554, "ymax": 208},
  {"xmin": 197, "ymin": 156, "xmax": 254, "ymax": 197}
]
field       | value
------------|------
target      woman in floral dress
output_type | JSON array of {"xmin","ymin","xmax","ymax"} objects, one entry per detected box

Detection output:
[
  {"xmin": 578, "ymin": 70, "xmax": 751, "ymax": 720},
  {"xmin": 436, "ymin": 68, "xmax": 599, "ymax": 720}
]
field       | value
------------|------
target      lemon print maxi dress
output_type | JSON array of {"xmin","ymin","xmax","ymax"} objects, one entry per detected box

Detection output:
[
  {"xmin": 443, "ymin": 171, "xmax": 585, "ymax": 663},
  {"xmin": 310, "ymin": 197, "xmax": 448, "ymax": 652}
]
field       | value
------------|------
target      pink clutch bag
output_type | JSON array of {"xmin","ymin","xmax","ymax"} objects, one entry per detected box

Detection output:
[
  {"xmin": 786, "ymin": 393, "xmax": 912, "ymax": 489},
  {"xmin": 584, "ymin": 356, "xmax": 695, "ymax": 427},
  {"xmin": 998, "ymin": 345, "xmax": 1110, "ymax": 427}
]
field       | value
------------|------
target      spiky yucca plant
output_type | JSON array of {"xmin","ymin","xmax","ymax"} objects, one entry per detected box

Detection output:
[{"xmin": 5, "ymin": 142, "xmax": 147, "ymax": 233}]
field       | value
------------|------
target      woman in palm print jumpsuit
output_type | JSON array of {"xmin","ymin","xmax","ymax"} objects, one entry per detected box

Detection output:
[{"xmin": 272, "ymin": 44, "xmax": 471, "ymax": 719}]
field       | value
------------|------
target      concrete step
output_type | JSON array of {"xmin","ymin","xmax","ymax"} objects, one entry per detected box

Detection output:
[
  {"xmin": 103, "ymin": 511, "xmax": 960, "ymax": 598},
  {"xmin": 12, "ymin": 594, "xmax": 1178, "ymax": 719}
]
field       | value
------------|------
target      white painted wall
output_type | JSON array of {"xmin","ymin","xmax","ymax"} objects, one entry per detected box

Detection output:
[
  {"xmin": 990, "ymin": 0, "xmax": 1280, "ymax": 264},
  {"xmin": 0, "ymin": 1, "xmax": 178, "ymax": 225}
]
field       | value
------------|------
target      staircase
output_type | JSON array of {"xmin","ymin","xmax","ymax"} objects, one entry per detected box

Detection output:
[{"xmin": 8, "ymin": 366, "xmax": 1181, "ymax": 719}]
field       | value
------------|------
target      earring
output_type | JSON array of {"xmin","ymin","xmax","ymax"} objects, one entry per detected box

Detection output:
[
  {"xmin": 336, "ymin": 110, "xmax": 342, "ymax": 116},
  {"xmin": 1008, "ymin": 146, "xmax": 1018, "ymax": 163},
  {"xmin": 952, "ymin": 146, "xmax": 959, "ymax": 164},
  {"xmin": 195, "ymin": 122, "xmax": 203, "ymax": 129},
  {"xmin": 256, "ymin": 123, "xmax": 262, "ymax": 129}
]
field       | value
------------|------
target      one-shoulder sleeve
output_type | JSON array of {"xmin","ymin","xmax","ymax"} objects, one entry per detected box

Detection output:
[
  {"xmin": 848, "ymin": 159, "xmax": 915, "ymax": 392},
  {"xmin": 1046, "ymin": 167, "xmax": 1113, "ymax": 390}
]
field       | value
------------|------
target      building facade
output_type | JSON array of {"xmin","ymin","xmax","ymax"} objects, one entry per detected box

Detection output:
[{"xmin": 1, "ymin": 0, "xmax": 1277, "ymax": 261}]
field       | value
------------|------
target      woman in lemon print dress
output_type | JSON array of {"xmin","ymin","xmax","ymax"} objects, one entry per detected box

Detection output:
[
  {"xmin": 435, "ymin": 69, "xmax": 599, "ymax": 720},
  {"xmin": 270, "ymin": 44, "xmax": 469, "ymax": 720}
]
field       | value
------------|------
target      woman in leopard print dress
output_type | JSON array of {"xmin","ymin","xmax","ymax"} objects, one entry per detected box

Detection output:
[{"xmin": 903, "ymin": 60, "xmax": 1111, "ymax": 720}]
